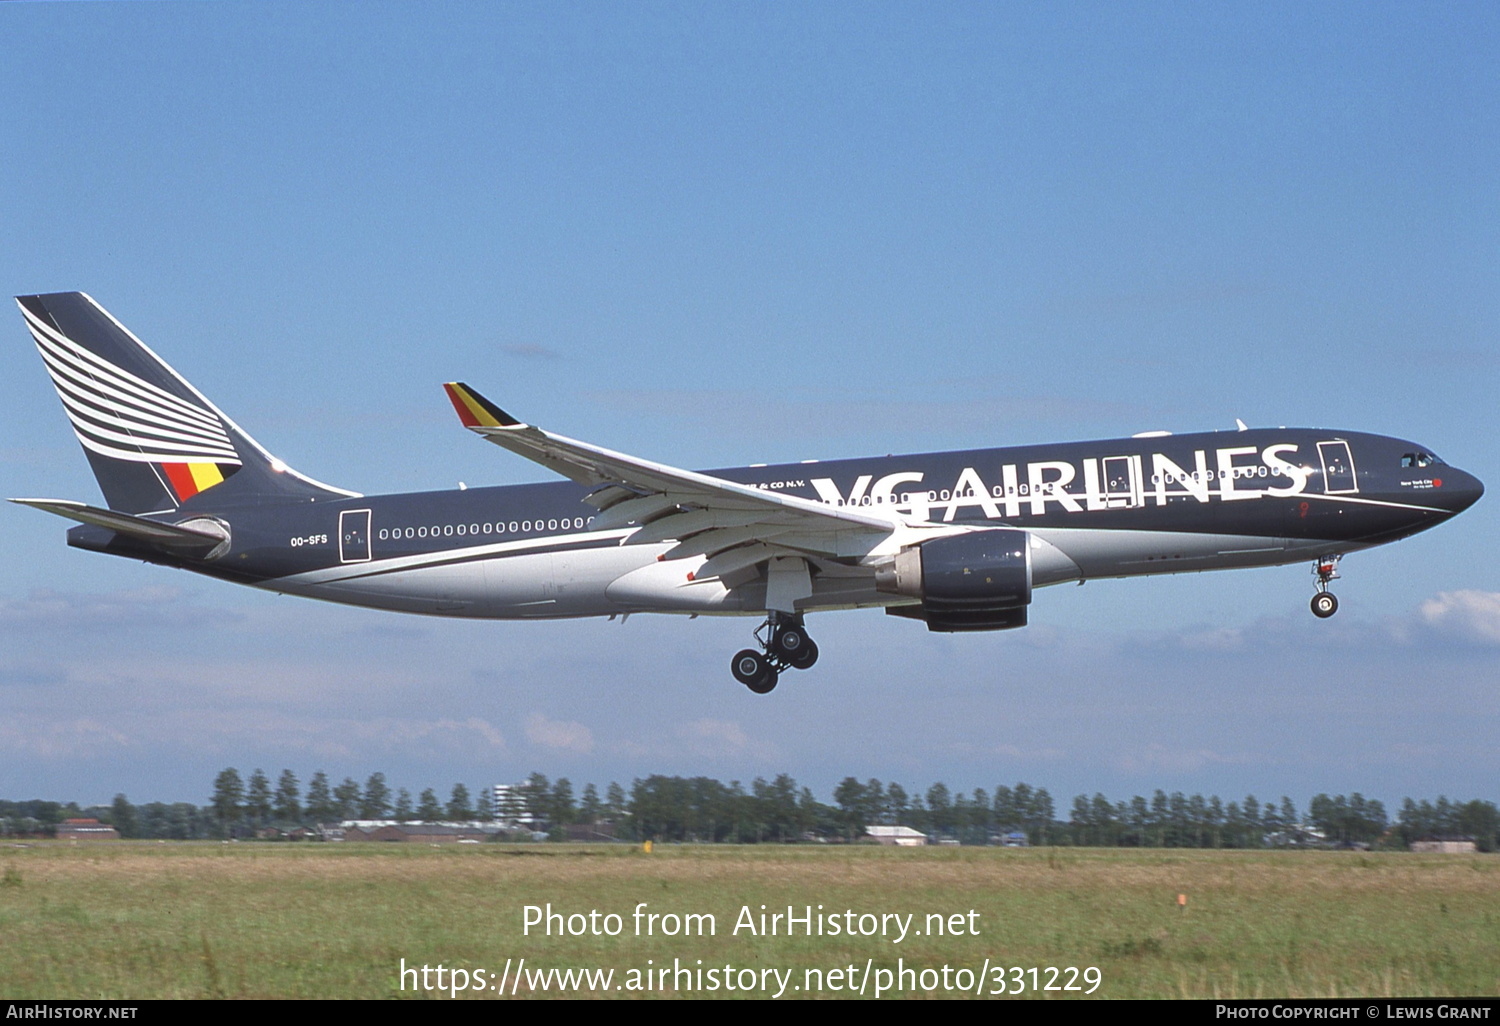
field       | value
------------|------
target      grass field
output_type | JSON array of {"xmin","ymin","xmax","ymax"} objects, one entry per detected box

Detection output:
[{"xmin": 1, "ymin": 842, "xmax": 1496, "ymax": 999}]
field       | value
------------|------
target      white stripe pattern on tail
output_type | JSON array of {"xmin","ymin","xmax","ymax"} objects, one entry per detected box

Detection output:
[{"xmin": 22, "ymin": 305, "xmax": 242, "ymax": 466}]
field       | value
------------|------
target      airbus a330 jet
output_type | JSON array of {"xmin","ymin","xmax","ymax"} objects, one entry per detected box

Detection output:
[{"xmin": 12, "ymin": 293, "xmax": 1484, "ymax": 693}]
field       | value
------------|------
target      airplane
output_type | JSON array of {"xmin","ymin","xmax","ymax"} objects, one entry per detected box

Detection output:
[{"xmin": 11, "ymin": 292, "xmax": 1485, "ymax": 694}]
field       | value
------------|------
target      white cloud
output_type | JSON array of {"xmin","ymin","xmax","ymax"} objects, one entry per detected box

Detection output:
[
  {"xmin": 0, "ymin": 587, "xmax": 239, "ymax": 632},
  {"xmin": 1114, "ymin": 743, "xmax": 1262, "ymax": 774},
  {"xmin": 1418, "ymin": 590, "xmax": 1500, "ymax": 646},
  {"xmin": 676, "ymin": 718, "xmax": 750, "ymax": 755},
  {"xmin": 989, "ymin": 743, "xmax": 1068, "ymax": 761},
  {"xmin": 1176, "ymin": 627, "xmax": 1245, "ymax": 652},
  {"xmin": 0, "ymin": 717, "xmax": 132, "ymax": 759},
  {"xmin": 611, "ymin": 718, "xmax": 778, "ymax": 763},
  {"xmin": 0, "ymin": 663, "xmax": 67, "ymax": 687},
  {"xmin": 526, "ymin": 713, "xmax": 594, "ymax": 754},
  {"xmin": 17, "ymin": 708, "xmax": 511, "ymax": 762},
  {"xmin": 383, "ymin": 717, "xmax": 508, "ymax": 750}
]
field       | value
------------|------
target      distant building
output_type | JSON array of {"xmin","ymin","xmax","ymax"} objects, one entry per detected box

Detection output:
[
  {"xmin": 492, "ymin": 784, "xmax": 538, "ymax": 828},
  {"xmin": 56, "ymin": 818, "xmax": 119, "ymax": 841},
  {"xmin": 865, "ymin": 825, "xmax": 927, "ymax": 847},
  {"xmin": 1410, "ymin": 838, "xmax": 1478, "ymax": 854},
  {"xmin": 1264, "ymin": 826, "xmax": 1325, "ymax": 848},
  {"xmin": 343, "ymin": 821, "xmax": 498, "ymax": 843}
]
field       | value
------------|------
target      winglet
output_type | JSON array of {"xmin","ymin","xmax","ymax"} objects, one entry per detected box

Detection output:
[{"xmin": 443, "ymin": 382, "xmax": 521, "ymax": 429}]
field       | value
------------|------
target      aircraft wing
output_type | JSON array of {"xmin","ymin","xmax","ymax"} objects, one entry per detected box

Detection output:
[{"xmin": 443, "ymin": 382, "xmax": 911, "ymax": 566}]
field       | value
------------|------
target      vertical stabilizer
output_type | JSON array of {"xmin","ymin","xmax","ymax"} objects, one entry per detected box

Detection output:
[{"xmin": 17, "ymin": 292, "xmax": 355, "ymax": 513}]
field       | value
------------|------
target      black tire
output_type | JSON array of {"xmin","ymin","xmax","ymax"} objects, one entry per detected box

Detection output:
[
  {"xmin": 1311, "ymin": 592, "xmax": 1339, "ymax": 618},
  {"xmin": 746, "ymin": 666, "xmax": 779, "ymax": 694},
  {"xmin": 788, "ymin": 638, "xmax": 819, "ymax": 671},
  {"xmin": 771, "ymin": 624, "xmax": 808, "ymax": 661},
  {"xmin": 731, "ymin": 649, "xmax": 768, "ymax": 685}
]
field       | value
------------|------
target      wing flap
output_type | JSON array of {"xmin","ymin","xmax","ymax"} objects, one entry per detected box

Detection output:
[
  {"xmin": 629, "ymin": 508, "xmax": 773, "ymax": 545},
  {"xmin": 588, "ymin": 493, "xmax": 682, "ymax": 532},
  {"xmin": 663, "ymin": 523, "xmax": 798, "ymax": 561},
  {"xmin": 695, "ymin": 543, "xmax": 782, "ymax": 580}
]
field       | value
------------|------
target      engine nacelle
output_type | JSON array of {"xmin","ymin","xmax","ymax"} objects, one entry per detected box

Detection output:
[{"xmin": 876, "ymin": 529, "xmax": 1032, "ymax": 632}]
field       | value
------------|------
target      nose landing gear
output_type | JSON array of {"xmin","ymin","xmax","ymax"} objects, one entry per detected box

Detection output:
[
  {"xmin": 729, "ymin": 614, "xmax": 819, "ymax": 693},
  {"xmin": 1310, "ymin": 555, "xmax": 1342, "ymax": 618}
]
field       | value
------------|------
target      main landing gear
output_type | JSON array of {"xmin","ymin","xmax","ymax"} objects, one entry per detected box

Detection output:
[
  {"xmin": 1310, "ymin": 554, "xmax": 1342, "ymax": 618},
  {"xmin": 730, "ymin": 614, "xmax": 819, "ymax": 694}
]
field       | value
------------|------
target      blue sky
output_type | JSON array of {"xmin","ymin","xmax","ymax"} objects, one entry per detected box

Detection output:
[{"xmin": 1, "ymin": 2, "xmax": 1496, "ymax": 810}]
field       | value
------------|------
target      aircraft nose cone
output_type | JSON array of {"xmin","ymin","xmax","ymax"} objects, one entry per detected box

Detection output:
[{"xmin": 1437, "ymin": 469, "xmax": 1484, "ymax": 514}]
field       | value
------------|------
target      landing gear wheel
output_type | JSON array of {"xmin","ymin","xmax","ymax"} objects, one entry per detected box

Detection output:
[
  {"xmin": 731, "ymin": 649, "xmax": 766, "ymax": 685},
  {"xmin": 787, "ymin": 638, "xmax": 819, "ymax": 671},
  {"xmin": 771, "ymin": 623, "xmax": 810, "ymax": 661},
  {"xmin": 1309, "ymin": 555, "xmax": 1343, "ymax": 620},
  {"xmin": 731, "ymin": 649, "xmax": 778, "ymax": 693},
  {"xmin": 746, "ymin": 668, "xmax": 779, "ymax": 694}
]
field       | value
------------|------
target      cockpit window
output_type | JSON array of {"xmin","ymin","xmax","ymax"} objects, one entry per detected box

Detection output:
[{"xmin": 1401, "ymin": 452, "xmax": 1446, "ymax": 468}]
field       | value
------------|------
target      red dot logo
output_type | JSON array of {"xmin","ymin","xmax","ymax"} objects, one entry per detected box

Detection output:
[{"xmin": 1434, "ymin": 478, "xmax": 1443, "ymax": 488}]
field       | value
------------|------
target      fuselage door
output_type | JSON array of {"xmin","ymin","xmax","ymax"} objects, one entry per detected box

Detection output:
[
  {"xmin": 339, "ymin": 508, "xmax": 372, "ymax": 563},
  {"xmin": 1317, "ymin": 441, "xmax": 1358, "ymax": 494},
  {"xmin": 1102, "ymin": 455, "xmax": 1144, "ymax": 509}
]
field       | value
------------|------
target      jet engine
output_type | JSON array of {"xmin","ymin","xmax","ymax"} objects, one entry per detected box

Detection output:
[{"xmin": 875, "ymin": 528, "xmax": 1031, "ymax": 631}]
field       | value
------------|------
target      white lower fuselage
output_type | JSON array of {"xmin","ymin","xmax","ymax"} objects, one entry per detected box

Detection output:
[{"xmin": 260, "ymin": 525, "xmax": 1358, "ymax": 620}]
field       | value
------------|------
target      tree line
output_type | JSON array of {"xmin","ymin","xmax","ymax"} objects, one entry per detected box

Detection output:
[
  {"xmin": 206, "ymin": 768, "xmax": 495, "ymax": 829},
  {"xmin": 3, "ymin": 770, "xmax": 1496, "ymax": 851}
]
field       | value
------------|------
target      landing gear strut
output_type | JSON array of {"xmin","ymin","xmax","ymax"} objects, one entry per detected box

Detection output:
[
  {"xmin": 729, "ymin": 613, "xmax": 819, "ymax": 693},
  {"xmin": 1310, "ymin": 555, "xmax": 1342, "ymax": 619}
]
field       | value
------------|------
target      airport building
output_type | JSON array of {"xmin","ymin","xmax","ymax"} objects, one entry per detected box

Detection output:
[
  {"xmin": 55, "ymin": 818, "xmax": 120, "ymax": 841},
  {"xmin": 864, "ymin": 825, "xmax": 927, "ymax": 847}
]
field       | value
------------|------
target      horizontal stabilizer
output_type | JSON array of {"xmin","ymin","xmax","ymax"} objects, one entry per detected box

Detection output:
[{"xmin": 10, "ymin": 498, "xmax": 228, "ymax": 552}]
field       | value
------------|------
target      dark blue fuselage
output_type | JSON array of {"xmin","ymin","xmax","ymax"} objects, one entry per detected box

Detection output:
[{"xmin": 66, "ymin": 427, "xmax": 1482, "ymax": 620}]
